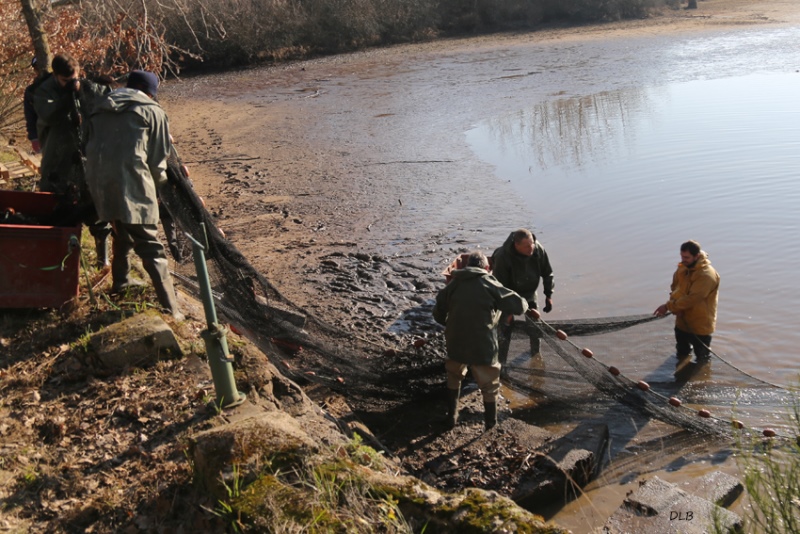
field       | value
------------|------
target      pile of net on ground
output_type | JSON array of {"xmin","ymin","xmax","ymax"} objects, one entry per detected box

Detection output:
[{"xmin": 159, "ymin": 148, "xmax": 797, "ymax": 440}]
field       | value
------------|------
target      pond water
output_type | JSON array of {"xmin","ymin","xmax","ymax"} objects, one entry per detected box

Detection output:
[{"xmin": 466, "ymin": 69, "xmax": 800, "ymax": 388}]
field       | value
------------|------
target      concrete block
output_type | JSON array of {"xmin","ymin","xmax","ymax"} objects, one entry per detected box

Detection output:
[
  {"xmin": 513, "ymin": 423, "xmax": 609, "ymax": 509},
  {"xmin": 680, "ymin": 470, "xmax": 744, "ymax": 507},
  {"xmin": 605, "ymin": 476, "xmax": 743, "ymax": 533}
]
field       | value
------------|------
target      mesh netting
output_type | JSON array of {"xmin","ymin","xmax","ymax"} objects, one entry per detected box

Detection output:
[
  {"xmin": 158, "ymin": 147, "xmax": 797, "ymax": 441},
  {"xmin": 159, "ymin": 149, "xmax": 391, "ymax": 395},
  {"xmin": 504, "ymin": 314, "xmax": 797, "ymax": 441}
]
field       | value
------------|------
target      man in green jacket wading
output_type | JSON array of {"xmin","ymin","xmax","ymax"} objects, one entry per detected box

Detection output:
[
  {"xmin": 433, "ymin": 252, "xmax": 528, "ymax": 430},
  {"xmin": 491, "ymin": 228, "xmax": 555, "ymax": 365},
  {"xmin": 654, "ymin": 240, "xmax": 720, "ymax": 363}
]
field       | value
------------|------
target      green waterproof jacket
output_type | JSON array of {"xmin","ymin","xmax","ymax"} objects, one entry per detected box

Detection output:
[
  {"xmin": 491, "ymin": 233, "xmax": 554, "ymax": 308},
  {"xmin": 666, "ymin": 251, "xmax": 720, "ymax": 336},
  {"xmin": 85, "ymin": 88, "xmax": 171, "ymax": 225},
  {"xmin": 433, "ymin": 267, "xmax": 528, "ymax": 366},
  {"xmin": 33, "ymin": 76, "xmax": 108, "ymax": 197}
]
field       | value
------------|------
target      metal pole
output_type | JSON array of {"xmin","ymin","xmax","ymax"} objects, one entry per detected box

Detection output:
[{"xmin": 186, "ymin": 229, "xmax": 245, "ymax": 409}]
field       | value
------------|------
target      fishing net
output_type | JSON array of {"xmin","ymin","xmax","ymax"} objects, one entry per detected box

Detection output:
[
  {"xmin": 145, "ymin": 148, "xmax": 800, "ymax": 441},
  {"xmin": 503, "ymin": 313, "xmax": 797, "ymax": 441}
]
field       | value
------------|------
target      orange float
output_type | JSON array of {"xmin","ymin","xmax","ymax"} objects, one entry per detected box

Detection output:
[
  {"xmin": 581, "ymin": 348, "xmax": 594, "ymax": 358},
  {"xmin": 556, "ymin": 330, "xmax": 568, "ymax": 340},
  {"xmin": 527, "ymin": 308, "xmax": 541, "ymax": 320},
  {"xmin": 637, "ymin": 381, "xmax": 650, "ymax": 391},
  {"xmin": 731, "ymin": 420, "xmax": 744, "ymax": 429}
]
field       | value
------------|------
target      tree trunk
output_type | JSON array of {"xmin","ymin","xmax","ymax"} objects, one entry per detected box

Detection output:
[{"xmin": 19, "ymin": 0, "xmax": 52, "ymax": 73}]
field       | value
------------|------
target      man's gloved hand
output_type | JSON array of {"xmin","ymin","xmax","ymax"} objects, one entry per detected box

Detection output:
[{"xmin": 543, "ymin": 297, "xmax": 553, "ymax": 313}]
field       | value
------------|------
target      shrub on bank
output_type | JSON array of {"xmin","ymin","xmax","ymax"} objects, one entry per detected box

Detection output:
[{"xmin": 158, "ymin": 0, "xmax": 678, "ymax": 67}]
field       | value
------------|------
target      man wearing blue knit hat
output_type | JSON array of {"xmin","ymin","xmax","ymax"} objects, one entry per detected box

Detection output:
[{"xmin": 84, "ymin": 70, "xmax": 183, "ymax": 319}]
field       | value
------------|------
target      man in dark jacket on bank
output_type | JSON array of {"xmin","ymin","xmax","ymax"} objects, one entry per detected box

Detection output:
[
  {"xmin": 84, "ymin": 70, "xmax": 183, "ymax": 319},
  {"xmin": 433, "ymin": 251, "xmax": 528, "ymax": 430},
  {"xmin": 33, "ymin": 53, "xmax": 112, "ymax": 266},
  {"xmin": 491, "ymin": 228, "xmax": 555, "ymax": 364}
]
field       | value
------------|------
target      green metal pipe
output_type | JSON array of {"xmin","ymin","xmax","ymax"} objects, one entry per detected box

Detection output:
[{"xmin": 187, "ymin": 229, "xmax": 245, "ymax": 409}]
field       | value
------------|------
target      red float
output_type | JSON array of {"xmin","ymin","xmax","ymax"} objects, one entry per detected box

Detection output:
[
  {"xmin": 556, "ymin": 330, "xmax": 568, "ymax": 340},
  {"xmin": 527, "ymin": 308, "xmax": 541, "ymax": 320},
  {"xmin": 581, "ymin": 348, "xmax": 593, "ymax": 358},
  {"xmin": 731, "ymin": 420, "xmax": 744, "ymax": 429},
  {"xmin": 608, "ymin": 366, "xmax": 620, "ymax": 376},
  {"xmin": 637, "ymin": 381, "xmax": 650, "ymax": 391},
  {"xmin": 763, "ymin": 428, "xmax": 777, "ymax": 438},
  {"xmin": 698, "ymin": 409, "xmax": 711, "ymax": 418},
  {"xmin": 668, "ymin": 397, "xmax": 682, "ymax": 407}
]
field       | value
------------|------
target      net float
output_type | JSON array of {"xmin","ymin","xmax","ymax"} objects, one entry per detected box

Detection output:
[
  {"xmin": 527, "ymin": 309, "xmax": 541, "ymax": 320},
  {"xmin": 731, "ymin": 420, "xmax": 744, "ymax": 429},
  {"xmin": 581, "ymin": 348, "xmax": 593, "ymax": 358},
  {"xmin": 763, "ymin": 428, "xmax": 777, "ymax": 438},
  {"xmin": 668, "ymin": 397, "xmax": 682, "ymax": 407},
  {"xmin": 608, "ymin": 366, "xmax": 620, "ymax": 376},
  {"xmin": 698, "ymin": 409, "xmax": 711, "ymax": 418},
  {"xmin": 230, "ymin": 324, "xmax": 243, "ymax": 335},
  {"xmin": 556, "ymin": 330, "xmax": 568, "ymax": 340},
  {"xmin": 637, "ymin": 380, "xmax": 650, "ymax": 391},
  {"xmin": 413, "ymin": 338, "xmax": 427, "ymax": 348}
]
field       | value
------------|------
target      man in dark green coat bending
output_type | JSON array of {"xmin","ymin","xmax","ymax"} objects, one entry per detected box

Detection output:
[
  {"xmin": 492, "ymin": 228, "xmax": 555, "ymax": 364},
  {"xmin": 433, "ymin": 251, "xmax": 528, "ymax": 430}
]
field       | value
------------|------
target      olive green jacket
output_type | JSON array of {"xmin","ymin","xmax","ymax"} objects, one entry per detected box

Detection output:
[
  {"xmin": 491, "ymin": 232, "xmax": 554, "ymax": 308},
  {"xmin": 666, "ymin": 251, "xmax": 720, "ymax": 336},
  {"xmin": 33, "ymin": 76, "xmax": 108, "ymax": 197},
  {"xmin": 85, "ymin": 88, "xmax": 171, "ymax": 225},
  {"xmin": 433, "ymin": 267, "xmax": 528, "ymax": 366}
]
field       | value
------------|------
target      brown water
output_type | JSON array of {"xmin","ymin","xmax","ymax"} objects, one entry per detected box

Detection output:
[{"xmin": 468, "ymin": 70, "xmax": 800, "ymax": 386}]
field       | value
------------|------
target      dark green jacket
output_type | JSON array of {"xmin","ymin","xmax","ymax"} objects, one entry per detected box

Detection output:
[
  {"xmin": 433, "ymin": 267, "xmax": 528, "ymax": 366},
  {"xmin": 33, "ymin": 76, "xmax": 108, "ymax": 197},
  {"xmin": 85, "ymin": 88, "xmax": 171, "ymax": 225},
  {"xmin": 491, "ymin": 233, "xmax": 554, "ymax": 308}
]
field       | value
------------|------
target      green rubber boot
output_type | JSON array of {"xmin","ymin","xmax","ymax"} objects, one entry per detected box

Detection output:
[
  {"xmin": 446, "ymin": 388, "xmax": 460, "ymax": 429},
  {"xmin": 484, "ymin": 402, "xmax": 497, "ymax": 430}
]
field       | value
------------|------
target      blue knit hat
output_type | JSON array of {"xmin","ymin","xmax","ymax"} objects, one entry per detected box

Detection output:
[{"xmin": 126, "ymin": 70, "xmax": 159, "ymax": 98}]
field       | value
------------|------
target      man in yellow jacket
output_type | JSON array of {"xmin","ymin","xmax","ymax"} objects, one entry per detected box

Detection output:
[{"xmin": 654, "ymin": 240, "xmax": 720, "ymax": 361}]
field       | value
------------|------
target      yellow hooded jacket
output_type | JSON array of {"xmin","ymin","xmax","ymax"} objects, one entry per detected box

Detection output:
[{"xmin": 666, "ymin": 251, "xmax": 720, "ymax": 336}]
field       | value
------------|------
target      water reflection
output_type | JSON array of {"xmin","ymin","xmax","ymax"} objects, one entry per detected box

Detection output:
[
  {"xmin": 479, "ymin": 87, "xmax": 661, "ymax": 172},
  {"xmin": 467, "ymin": 72, "xmax": 800, "ymax": 384}
]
